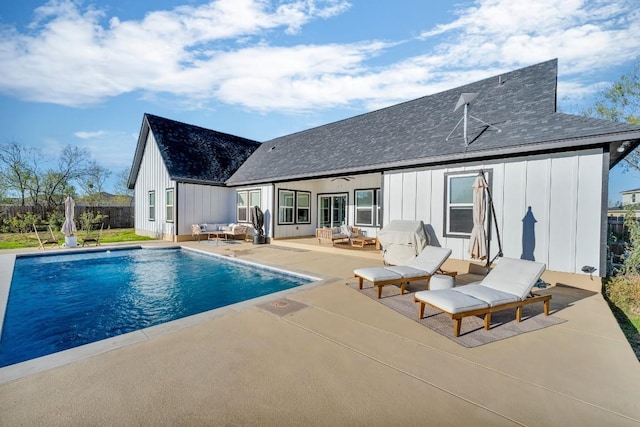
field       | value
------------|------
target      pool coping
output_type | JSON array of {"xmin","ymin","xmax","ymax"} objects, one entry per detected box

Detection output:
[{"xmin": 0, "ymin": 244, "xmax": 335, "ymax": 384}]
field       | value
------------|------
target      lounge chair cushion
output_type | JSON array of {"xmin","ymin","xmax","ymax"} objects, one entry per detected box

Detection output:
[
  {"xmin": 406, "ymin": 246, "xmax": 453, "ymax": 275},
  {"xmin": 452, "ymin": 284, "xmax": 520, "ymax": 307},
  {"xmin": 386, "ymin": 265, "xmax": 430, "ymax": 279},
  {"xmin": 415, "ymin": 289, "xmax": 489, "ymax": 314},
  {"xmin": 353, "ymin": 267, "xmax": 402, "ymax": 282},
  {"xmin": 481, "ymin": 258, "xmax": 546, "ymax": 299}
]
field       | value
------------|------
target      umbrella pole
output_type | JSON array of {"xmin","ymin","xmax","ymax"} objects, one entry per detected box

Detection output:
[{"xmin": 481, "ymin": 172, "xmax": 503, "ymax": 270}]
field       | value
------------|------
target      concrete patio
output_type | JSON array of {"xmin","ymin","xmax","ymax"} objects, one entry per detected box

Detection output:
[{"xmin": 1, "ymin": 239, "xmax": 639, "ymax": 425}]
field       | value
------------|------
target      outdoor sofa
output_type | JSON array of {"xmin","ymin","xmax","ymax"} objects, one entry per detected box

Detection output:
[
  {"xmin": 192, "ymin": 223, "xmax": 252, "ymax": 241},
  {"xmin": 414, "ymin": 257, "xmax": 551, "ymax": 337},
  {"xmin": 354, "ymin": 245, "xmax": 455, "ymax": 298}
]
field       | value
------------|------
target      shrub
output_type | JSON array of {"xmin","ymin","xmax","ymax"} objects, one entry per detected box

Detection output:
[
  {"xmin": 622, "ymin": 206, "xmax": 640, "ymax": 275},
  {"xmin": 7, "ymin": 212, "xmax": 42, "ymax": 234},
  {"xmin": 47, "ymin": 211, "xmax": 65, "ymax": 231},
  {"xmin": 605, "ymin": 273, "xmax": 640, "ymax": 315},
  {"xmin": 78, "ymin": 211, "xmax": 108, "ymax": 235}
]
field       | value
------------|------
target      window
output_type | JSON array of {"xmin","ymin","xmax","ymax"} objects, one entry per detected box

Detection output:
[
  {"xmin": 318, "ymin": 194, "xmax": 347, "ymax": 228},
  {"xmin": 237, "ymin": 191, "xmax": 248, "ymax": 222},
  {"xmin": 355, "ymin": 189, "xmax": 381, "ymax": 227},
  {"xmin": 237, "ymin": 189, "xmax": 261, "ymax": 223},
  {"xmin": 296, "ymin": 192, "xmax": 311, "ymax": 223},
  {"xmin": 444, "ymin": 173, "xmax": 478, "ymax": 236},
  {"xmin": 279, "ymin": 190, "xmax": 295, "ymax": 224},
  {"xmin": 376, "ymin": 189, "xmax": 381, "ymax": 226},
  {"xmin": 148, "ymin": 191, "xmax": 155, "ymax": 221},
  {"xmin": 166, "ymin": 188, "xmax": 174, "ymax": 222},
  {"xmin": 278, "ymin": 189, "xmax": 311, "ymax": 225}
]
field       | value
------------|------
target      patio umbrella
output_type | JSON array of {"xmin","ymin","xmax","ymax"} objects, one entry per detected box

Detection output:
[
  {"xmin": 251, "ymin": 205, "xmax": 264, "ymax": 236},
  {"xmin": 469, "ymin": 174, "xmax": 488, "ymax": 260},
  {"xmin": 61, "ymin": 196, "xmax": 77, "ymax": 236}
]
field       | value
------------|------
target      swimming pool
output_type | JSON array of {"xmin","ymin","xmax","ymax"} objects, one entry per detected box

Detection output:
[{"xmin": 0, "ymin": 247, "xmax": 315, "ymax": 368}]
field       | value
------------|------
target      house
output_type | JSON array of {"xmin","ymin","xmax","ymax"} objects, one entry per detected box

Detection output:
[
  {"xmin": 127, "ymin": 114, "xmax": 260, "ymax": 239},
  {"xmin": 621, "ymin": 188, "xmax": 640, "ymax": 206},
  {"xmin": 608, "ymin": 188, "xmax": 640, "ymax": 218},
  {"xmin": 128, "ymin": 59, "xmax": 640, "ymax": 278}
]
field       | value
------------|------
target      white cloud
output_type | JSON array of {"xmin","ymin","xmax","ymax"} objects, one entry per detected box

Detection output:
[
  {"xmin": 0, "ymin": 0, "xmax": 354, "ymax": 106},
  {"xmin": 0, "ymin": 0, "xmax": 638, "ymax": 113},
  {"xmin": 74, "ymin": 130, "xmax": 107, "ymax": 139}
]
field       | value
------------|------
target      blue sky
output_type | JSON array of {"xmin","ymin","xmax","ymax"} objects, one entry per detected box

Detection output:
[{"xmin": 0, "ymin": 0, "xmax": 639, "ymax": 202}]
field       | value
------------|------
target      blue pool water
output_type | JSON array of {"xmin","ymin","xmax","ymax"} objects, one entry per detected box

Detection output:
[{"xmin": 0, "ymin": 248, "xmax": 313, "ymax": 368}]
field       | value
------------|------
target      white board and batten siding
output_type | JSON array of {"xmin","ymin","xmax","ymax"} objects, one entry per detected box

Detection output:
[
  {"xmin": 133, "ymin": 131, "xmax": 176, "ymax": 239},
  {"xmin": 177, "ymin": 183, "xmax": 236, "ymax": 236},
  {"xmin": 234, "ymin": 184, "xmax": 274, "ymax": 237},
  {"xmin": 383, "ymin": 149, "xmax": 606, "ymax": 275}
]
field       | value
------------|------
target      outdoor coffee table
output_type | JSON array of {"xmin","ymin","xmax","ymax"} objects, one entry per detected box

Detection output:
[
  {"xmin": 207, "ymin": 231, "xmax": 227, "ymax": 243},
  {"xmin": 351, "ymin": 236, "xmax": 377, "ymax": 248}
]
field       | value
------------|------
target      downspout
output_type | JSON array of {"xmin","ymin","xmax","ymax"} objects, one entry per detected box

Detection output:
[{"xmin": 174, "ymin": 184, "xmax": 179, "ymax": 242}]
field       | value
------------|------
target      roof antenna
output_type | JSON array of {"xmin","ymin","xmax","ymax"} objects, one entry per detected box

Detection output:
[{"xmin": 446, "ymin": 92, "xmax": 501, "ymax": 146}]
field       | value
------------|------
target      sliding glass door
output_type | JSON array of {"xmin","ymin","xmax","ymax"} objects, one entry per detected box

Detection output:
[{"xmin": 318, "ymin": 194, "xmax": 347, "ymax": 228}]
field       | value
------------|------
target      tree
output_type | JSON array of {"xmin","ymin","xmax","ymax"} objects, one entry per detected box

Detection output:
[
  {"xmin": 584, "ymin": 58, "xmax": 640, "ymax": 173},
  {"xmin": 0, "ymin": 142, "xmax": 39, "ymax": 206},
  {"xmin": 113, "ymin": 167, "xmax": 134, "ymax": 206},
  {"xmin": 77, "ymin": 161, "xmax": 112, "ymax": 207},
  {"xmin": 29, "ymin": 145, "xmax": 92, "ymax": 212}
]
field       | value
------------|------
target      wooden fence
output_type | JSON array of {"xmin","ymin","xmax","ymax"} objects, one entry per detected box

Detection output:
[
  {"xmin": 0, "ymin": 205, "xmax": 134, "ymax": 229},
  {"xmin": 608, "ymin": 215, "xmax": 630, "ymax": 266}
]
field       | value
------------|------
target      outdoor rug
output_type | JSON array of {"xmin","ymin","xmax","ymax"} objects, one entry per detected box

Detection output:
[{"xmin": 347, "ymin": 282, "xmax": 566, "ymax": 348}]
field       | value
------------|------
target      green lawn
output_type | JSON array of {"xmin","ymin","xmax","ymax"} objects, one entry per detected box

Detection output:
[{"xmin": 0, "ymin": 228, "xmax": 155, "ymax": 250}]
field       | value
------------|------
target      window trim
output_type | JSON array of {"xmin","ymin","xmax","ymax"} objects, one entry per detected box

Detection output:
[
  {"xmin": 443, "ymin": 170, "xmax": 491, "ymax": 238},
  {"xmin": 165, "ymin": 188, "xmax": 174, "ymax": 223},
  {"xmin": 278, "ymin": 189, "xmax": 296, "ymax": 225},
  {"xmin": 296, "ymin": 191, "xmax": 311, "ymax": 224},
  {"xmin": 354, "ymin": 188, "xmax": 381, "ymax": 227},
  {"xmin": 148, "ymin": 190, "xmax": 155, "ymax": 222},
  {"xmin": 236, "ymin": 189, "xmax": 261, "ymax": 223}
]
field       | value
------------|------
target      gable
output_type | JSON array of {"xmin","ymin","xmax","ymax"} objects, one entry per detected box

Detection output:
[{"xmin": 128, "ymin": 114, "xmax": 261, "ymax": 188}]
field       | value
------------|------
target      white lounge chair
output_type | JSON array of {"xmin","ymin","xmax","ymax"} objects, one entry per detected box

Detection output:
[
  {"xmin": 354, "ymin": 246, "xmax": 455, "ymax": 299},
  {"xmin": 414, "ymin": 257, "xmax": 551, "ymax": 337}
]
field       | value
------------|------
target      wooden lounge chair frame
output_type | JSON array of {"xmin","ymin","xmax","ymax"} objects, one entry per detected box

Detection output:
[
  {"xmin": 34, "ymin": 224, "xmax": 59, "ymax": 250},
  {"xmin": 415, "ymin": 291, "xmax": 551, "ymax": 337},
  {"xmin": 81, "ymin": 223, "xmax": 103, "ymax": 246},
  {"xmin": 357, "ymin": 269, "xmax": 457, "ymax": 299}
]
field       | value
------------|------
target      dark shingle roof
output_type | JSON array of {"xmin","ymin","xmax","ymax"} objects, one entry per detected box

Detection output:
[
  {"xmin": 227, "ymin": 59, "xmax": 640, "ymax": 186},
  {"xmin": 129, "ymin": 114, "xmax": 261, "ymax": 187}
]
